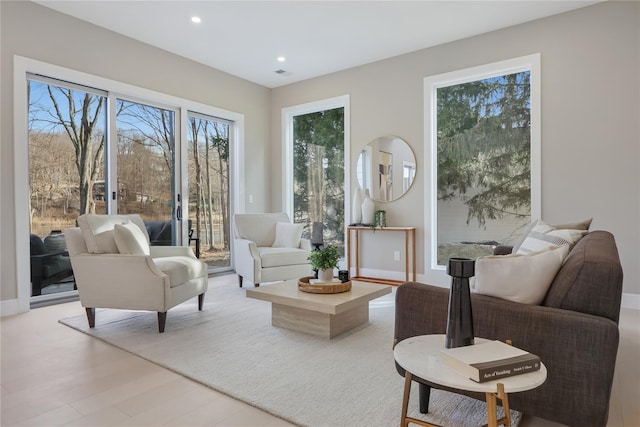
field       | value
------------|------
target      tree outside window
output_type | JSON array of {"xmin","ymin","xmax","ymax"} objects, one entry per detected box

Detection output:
[
  {"xmin": 292, "ymin": 107, "xmax": 345, "ymax": 253},
  {"xmin": 436, "ymin": 71, "xmax": 532, "ymax": 264}
]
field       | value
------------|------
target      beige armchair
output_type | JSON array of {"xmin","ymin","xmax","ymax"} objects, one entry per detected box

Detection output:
[
  {"xmin": 64, "ymin": 214, "xmax": 208, "ymax": 333},
  {"xmin": 233, "ymin": 212, "xmax": 312, "ymax": 287}
]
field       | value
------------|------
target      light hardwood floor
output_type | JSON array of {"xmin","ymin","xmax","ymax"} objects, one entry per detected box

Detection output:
[{"xmin": 2, "ymin": 275, "xmax": 638, "ymax": 427}]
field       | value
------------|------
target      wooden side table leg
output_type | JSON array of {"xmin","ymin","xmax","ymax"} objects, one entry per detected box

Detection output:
[
  {"xmin": 496, "ymin": 383, "xmax": 511, "ymax": 427},
  {"xmin": 485, "ymin": 391, "xmax": 498, "ymax": 427},
  {"xmin": 399, "ymin": 372, "xmax": 440, "ymax": 427},
  {"xmin": 401, "ymin": 372, "xmax": 413, "ymax": 427},
  {"xmin": 484, "ymin": 383, "xmax": 511, "ymax": 427}
]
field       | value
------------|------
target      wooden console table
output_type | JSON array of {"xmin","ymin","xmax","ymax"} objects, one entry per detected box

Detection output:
[{"xmin": 347, "ymin": 226, "xmax": 416, "ymax": 285}]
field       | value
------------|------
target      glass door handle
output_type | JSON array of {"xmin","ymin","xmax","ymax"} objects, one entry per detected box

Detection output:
[{"xmin": 176, "ymin": 205, "xmax": 182, "ymax": 221}]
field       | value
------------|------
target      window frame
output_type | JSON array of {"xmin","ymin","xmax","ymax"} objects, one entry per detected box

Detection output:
[{"xmin": 423, "ymin": 54, "xmax": 541, "ymax": 286}]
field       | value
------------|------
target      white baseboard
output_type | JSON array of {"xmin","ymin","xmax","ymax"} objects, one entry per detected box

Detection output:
[
  {"xmin": 622, "ymin": 293, "xmax": 640, "ymax": 310},
  {"xmin": 1, "ymin": 298, "xmax": 19, "ymax": 317}
]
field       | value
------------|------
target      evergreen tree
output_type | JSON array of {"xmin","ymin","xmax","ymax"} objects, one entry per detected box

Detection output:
[
  {"xmin": 437, "ymin": 71, "xmax": 531, "ymax": 227},
  {"xmin": 293, "ymin": 108, "xmax": 344, "ymax": 244}
]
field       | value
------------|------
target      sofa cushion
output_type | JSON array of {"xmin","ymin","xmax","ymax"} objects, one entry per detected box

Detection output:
[
  {"xmin": 553, "ymin": 218, "xmax": 592, "ymax": 230},
  {"xmin": 258, "ymin": 247, "xmax": 310, "ymax": 268},
  {"xmin": 473, "ymin": 245, "xmax": 569, "ymax": 304},
  {"xmin": 114, "ymin": 223, "xmax": 150, "ymax": 256},
  {"xmin": 77, "ymin": 214, "xmax": 150, "ymax": 254},
  {"xmin": 511, "ymin": 218, "xmax": 592, "ymax": 254},
  {"xmin": 516, "ymin": 220, "xmax": 588, "ymax": 255},
  {"xmin": 272, "ymin": 222, "xmax": 303, "ymax": 248},
  {"xmin": 153, "ymin": 256, "xmax": 208, "ymax": 287}
]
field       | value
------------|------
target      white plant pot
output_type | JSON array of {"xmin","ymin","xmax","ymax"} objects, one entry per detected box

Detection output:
[{"xmin": 319, "ymin": 268, "xmax": 334, "ymax": 282}]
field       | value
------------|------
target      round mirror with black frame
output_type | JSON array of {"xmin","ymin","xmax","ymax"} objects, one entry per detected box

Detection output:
[{"xmin": 356, "ymin": 135, "xmax": 416, "ymax": 202}]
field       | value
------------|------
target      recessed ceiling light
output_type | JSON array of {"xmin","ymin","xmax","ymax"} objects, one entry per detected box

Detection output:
[
  {"xmin": 191, "ymin": 16, "xmax": 201, "ymax": 24},
  {"xmin": 277, "ymin": 56, "xmax": 286, "ymax": 63}
]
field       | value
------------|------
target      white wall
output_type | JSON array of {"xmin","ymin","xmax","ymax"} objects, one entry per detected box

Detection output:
[
  {"xmin": 270, "ymin": 1, "xmax": 640, "ymax": 298},
  {"xmin": 1, "ymin": 1, "xmax": 271, "ymax": 307}
]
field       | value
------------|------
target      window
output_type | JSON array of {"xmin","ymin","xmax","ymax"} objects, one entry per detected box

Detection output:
[
  {"xmin": 283, "ymin": 96, "xmax": 350, "ymax": 254},
  {"xmin": 424, "ymin": 55, "xmax": 541, "ymax": 285}
]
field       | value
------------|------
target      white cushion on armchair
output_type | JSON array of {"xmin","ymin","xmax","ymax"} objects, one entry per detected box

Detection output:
[{"xmin": 233, "ymin": 213, "xmax": 312, "ymax": 287}]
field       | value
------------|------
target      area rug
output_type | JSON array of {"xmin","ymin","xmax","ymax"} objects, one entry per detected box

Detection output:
[{"xmin": 59, "ymin": 275, "xmax": 521, "ymax": 427}]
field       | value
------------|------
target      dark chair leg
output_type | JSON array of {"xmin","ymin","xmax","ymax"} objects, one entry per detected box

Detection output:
[
  {"xmin": 419, "ymin": 383, "xmax": 431, "ymax": 414},
  {"xmin": 158, "ymin": 312, "xmax": 167, "ymax": 333},
  {"xmin": 238, "ymin": 275, "xmax": 243, "ymax": 288},
  {"xmin": 198, "ymin": 293, "xmax": 204, "ymax": 311},
  {"xmin": 85, "ymin": 307, "xmax": 96, "ymax": 328}
]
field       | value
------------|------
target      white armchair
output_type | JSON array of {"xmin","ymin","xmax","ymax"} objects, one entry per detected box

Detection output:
[
  {"xmin": 233, "ymin": 212, "xmax": 312, "ymax": 287},
  {"xmin": 64, "ymin": 214, "xmax": 208, "ymax": 333}
]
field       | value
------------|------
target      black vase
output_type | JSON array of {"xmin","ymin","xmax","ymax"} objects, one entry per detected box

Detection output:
[{"xmin": 445, "ymin": 257, "xmax": 475, "ymax": 349}]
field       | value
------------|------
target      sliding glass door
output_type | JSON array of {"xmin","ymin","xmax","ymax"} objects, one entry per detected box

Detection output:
[
  {"xmin": 187, "ymin": 112, "xmax": 231, "ymax": 271},
  {"xmin": 27, "ymin": 77, "xmax": 107, "ymax": 296},
  {"xmin": 27, "ymin": 76, "xmax": 191, "ymax": 299},
  {"xmin": 115, "ymin": 99, "xmax": 180, "ymax": 246}
]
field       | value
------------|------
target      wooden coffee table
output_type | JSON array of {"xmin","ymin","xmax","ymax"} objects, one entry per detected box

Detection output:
[{"xmin": 246, "ymin": 279, "xmax": 391, "ymax": 339}]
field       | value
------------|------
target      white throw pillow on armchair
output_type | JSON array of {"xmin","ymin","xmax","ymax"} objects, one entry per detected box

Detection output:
[
  {"xmin": 472, "ymin": 245, "xmax": 569, "ymax": 305},
  {"xmin": 272, "ymin": 222, "xmax": 304, "ymax": 248},
  {"xmin": 114, "ymin": 222, "xmax": 151, "ymax": 255}
]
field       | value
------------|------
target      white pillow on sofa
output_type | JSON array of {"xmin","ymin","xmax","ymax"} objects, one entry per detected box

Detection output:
[
  {"xmin": 272, "ymin": 222, "xmax": 303, "ymax": 248},
  {"xmin": 114, "ymin": 222, "xmax": 150, "ymax": 255},
  {"xmin": 516, "ymin": 220, "xmax": 588, "ymax": 255},
  {"xmin": 472, "ymin": 245, "xmax": 569, "ymax": 305}
]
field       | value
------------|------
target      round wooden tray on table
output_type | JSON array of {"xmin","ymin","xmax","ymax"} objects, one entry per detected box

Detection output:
[{"xmin": 298, "ymin": 276, "xmax": 352, "ymax": 294}]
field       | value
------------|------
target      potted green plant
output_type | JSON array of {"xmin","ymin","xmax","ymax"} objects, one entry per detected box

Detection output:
[{"xmin": 308, "ymin": 245, "xmax": 340, "ymax": 282}]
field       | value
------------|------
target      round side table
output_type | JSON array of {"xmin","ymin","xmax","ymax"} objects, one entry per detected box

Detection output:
[{"xmin": 393, "ymin": 334, "xmax": 547, "ymax": 427}]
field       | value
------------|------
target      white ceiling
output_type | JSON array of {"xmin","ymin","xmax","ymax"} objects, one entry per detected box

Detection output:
[{"xmin": 35, "ymin": 1, "xmax": 601, "ymax": 88}]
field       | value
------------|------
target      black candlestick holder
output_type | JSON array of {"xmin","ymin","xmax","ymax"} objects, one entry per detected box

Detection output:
[{"xmin": 445, "ymin": 257, "xmax": 475, "ymax": 349}]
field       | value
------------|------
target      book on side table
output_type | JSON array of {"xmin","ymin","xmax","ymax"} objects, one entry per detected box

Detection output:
[{"xmin": 440, "ymin": 340, "xmax": 541, "ymax": 383}]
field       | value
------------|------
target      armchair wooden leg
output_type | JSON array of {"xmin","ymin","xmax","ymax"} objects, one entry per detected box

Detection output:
[
  {"xmin": 85, "ymin": 307, "xmax": 96, "ymax": 328},
  {"xmin": 158, "ymin": 312, "xmax": 167, "ymax": 333},
  {"xmin": 238, "ymin": 275, "xmax": 243, "ymax": 288},
  {"xmin": 198, "ymin": 293, "xmax": 204, "ymax": 311}
]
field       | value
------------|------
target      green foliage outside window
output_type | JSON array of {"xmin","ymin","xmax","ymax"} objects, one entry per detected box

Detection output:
[
  {"xmin": 437, "ymin": 71, "xmax": 531, "ymax": 228},
  {"xmin": 293, "ymin": 108, "xmax": 345, "ymax": 250}
]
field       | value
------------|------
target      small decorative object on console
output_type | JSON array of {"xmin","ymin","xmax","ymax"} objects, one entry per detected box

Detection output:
[
  {"xmin": 361, "ymin": 190, "xmax": 375, "ymax": 225},
  {"xmin": 374, "ymin": 210, "xmax": 386, "ymax": 228},
  {"xmin": 445, "ymin": 257, "xmax": 475, "ymax": 348}
]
